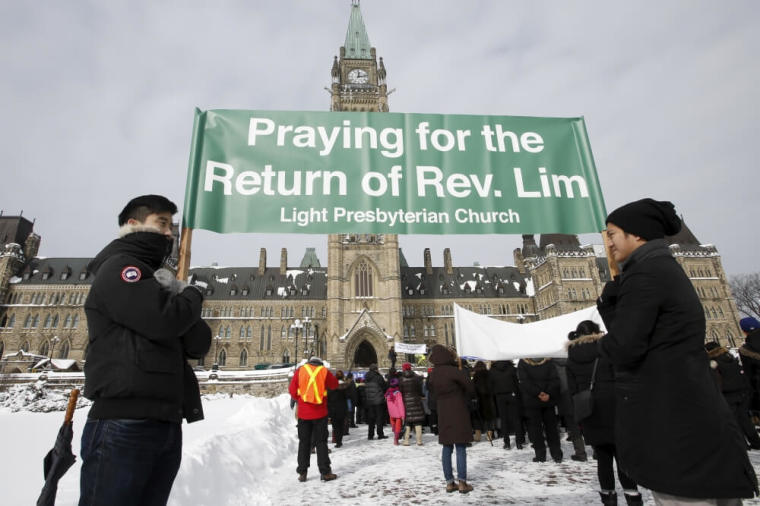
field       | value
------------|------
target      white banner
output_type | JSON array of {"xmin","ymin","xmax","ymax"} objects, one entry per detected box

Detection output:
[
  {"xmin": 394, "ymin": 342, "xmax": 427, "ymax": 355},
  {"xmin": 454, "ymin": 303, "xmax": 606, "ymax": 361}
]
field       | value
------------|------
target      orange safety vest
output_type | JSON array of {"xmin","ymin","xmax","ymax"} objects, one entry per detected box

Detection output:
[{"xmin": 297, "ymin": 364, "xmax": 327, "ymax": 404}]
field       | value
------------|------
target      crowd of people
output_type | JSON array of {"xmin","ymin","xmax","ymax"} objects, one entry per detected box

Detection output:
[{"xmin": 290, "ymin": 199, "xmax": 760, "ymax": 505}]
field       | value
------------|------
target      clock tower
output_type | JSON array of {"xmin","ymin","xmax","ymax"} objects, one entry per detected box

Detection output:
[
  {"xmin": 326, "ymin": 1, "xmax": 401, "ymax": 370},
  {"xmin": 328, "ymin": 0, "xmax": 390, "ymax": 113}
]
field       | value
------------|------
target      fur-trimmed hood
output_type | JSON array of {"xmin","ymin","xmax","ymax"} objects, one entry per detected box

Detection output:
[
  {"xmin": 566, "ymin": 333, "xmax": 604, "ymax": 365},
  {"xmin": 707, "ymin": 346, "xmax": 729, "ymax": 359},
  {"xmin": 739, "ymin": 345, "xmax": 760, "ymax": 362},
  {"xmin": 88, "ymin": 226, "xmax": 173, "ymax": 273},
  {"xmin": 522, "ymin": 358, "xmax": 551, "ymax": 366},
  {"xmin": 566, "ymin": 332, "xmax": 605, "ymax": 349}
]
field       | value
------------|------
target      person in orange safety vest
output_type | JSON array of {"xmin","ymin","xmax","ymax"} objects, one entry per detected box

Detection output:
[{"xmin": 289, "ymin": 356, "xmax": 339, "ymax": 483}]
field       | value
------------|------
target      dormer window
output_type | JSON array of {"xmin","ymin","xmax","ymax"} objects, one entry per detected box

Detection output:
[
  {"xmin": 42, "ymin": 272, "xmax": 50, "ymax": 280},
  {"xmin": 241, "ymin": 288, "xmax": 249, "ymax": 296},
  {"xmin": 79, "ymin": 271, "xmax": 87, "ymax": 280},
  {"xmin": 60, "ymin": 272, "xmax": 69, "ymax": 281}
]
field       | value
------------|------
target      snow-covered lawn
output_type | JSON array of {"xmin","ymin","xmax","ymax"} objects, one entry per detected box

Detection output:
[{"xmin": 3, "ymin": 392, "xmax": 760, "ymax": 505}]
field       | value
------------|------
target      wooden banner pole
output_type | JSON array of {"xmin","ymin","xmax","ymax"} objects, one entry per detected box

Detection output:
[
  {"xmin": 602, "ymin": 230, "xmax": 620, "ymax": 279},
  {"xmin": 176, "ymin": 227, "xmax": 193, "ymax": 282}
]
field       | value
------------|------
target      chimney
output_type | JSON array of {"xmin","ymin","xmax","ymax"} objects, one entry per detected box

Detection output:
[
  {"xmin": 424, "ymin": 248, "xmax": 432, "ymax": 274},
  {"xmin": 258, "ymin": 248, "xmax": 266, "ymax": 275},
  {"xmin": 280, "ymin": 248, "xmax": 287, "ymax": 275},
  {"xmin": 444, "ymin": 248, "xmax": 453, "ymax": 275}
]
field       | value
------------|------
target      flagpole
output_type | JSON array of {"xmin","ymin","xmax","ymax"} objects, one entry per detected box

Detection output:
[
  {"xmin": 602, "ymin": 230, "xmax": 620, "ymax": 279},
  {"xmin": 176, "ymin": 227, "xmax": 193, "ymax": 282}
]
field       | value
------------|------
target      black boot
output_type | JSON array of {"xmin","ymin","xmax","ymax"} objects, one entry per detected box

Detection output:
[
  {"xmin": 623, "ymin": 492, "xmax": 643, "ymax": 505},
  {"xmin": 599, "ymin": 490, "xmax": 617, "ymax": 505},
  {"xmin": 503, "ymin": 437, "xmax": 511, "ymax": 449},
  {"xmin": 532, "ymin": 449, "xmax": 546, "ymax": 462}
]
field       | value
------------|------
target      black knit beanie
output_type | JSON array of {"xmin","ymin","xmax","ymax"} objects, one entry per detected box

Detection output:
[{"xmin": 606, "ymin": 198, "xmax": 681, "ymax": 240}]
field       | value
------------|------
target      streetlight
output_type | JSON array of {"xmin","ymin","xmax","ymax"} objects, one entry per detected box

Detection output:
[
  {"xmin": 212, "ymin": 335, "xmax": 222, "ymax": 371},
  {"xmin": 314, "ymin": 323, "xmax": 319, "ymax": 358},
  {"xmin": 302, "ymin": 317, "xmax": 311, "ymax": 359},
  {"xmin": 291, "ymin": 319, "xmax": 302, "ymax": 363},
  {"xmin": 48, "ymin": 336, "xmax": 60, "ymax": 370}
]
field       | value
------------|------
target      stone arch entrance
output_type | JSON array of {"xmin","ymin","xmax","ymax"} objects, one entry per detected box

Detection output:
[
  {"xmin": 344, "ymin": 327, "xmax": 387, "ymax": 369},
  {"xmin": 353, "ymin": 341, "xmax": 377, "ymax": 367}
]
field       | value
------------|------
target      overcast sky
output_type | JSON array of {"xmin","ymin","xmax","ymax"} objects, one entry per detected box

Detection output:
[{"xmin": 1, "ymin": 1, "xmax": 757, "ymax": 276}]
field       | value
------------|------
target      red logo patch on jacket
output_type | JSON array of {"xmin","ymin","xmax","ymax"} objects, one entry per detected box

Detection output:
[{"xmin": 121, "ymin": 266, "xmax": 142, "ymax": 283}]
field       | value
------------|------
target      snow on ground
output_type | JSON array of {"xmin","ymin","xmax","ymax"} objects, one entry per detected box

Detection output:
[{"xmin": 3, "ymin": 392, "xmax": 760, "ymax": 505}]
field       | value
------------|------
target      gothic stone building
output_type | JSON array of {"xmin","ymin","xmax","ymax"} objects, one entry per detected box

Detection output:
[{"xmin": 0, "ymin": 2, "xmax": 744, "ymax": 373}]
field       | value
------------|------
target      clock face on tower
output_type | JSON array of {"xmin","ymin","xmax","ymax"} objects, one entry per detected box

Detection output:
[{"xmin": 347, "ymin": 68, "xmax": 369, "ymax": 84}]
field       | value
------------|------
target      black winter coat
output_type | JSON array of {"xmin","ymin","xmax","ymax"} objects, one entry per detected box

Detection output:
[
  {"xmin": 598, "ymin": 239, "xmax": 757, "ymax": 498},
  {"xmin": 739, "ymin": 330, "xmax": 760, "ymax": 411},
  {"xmin": 399, "ymin": 370, "xmax": 426, "ymax": 424},
  {"xmin": 709, "ymin": 347, "xmax": 750, "ymax": 404},
  {"xmin": 489, "ymin": 361, "xmax": 520, "ymax": 397},
  {"xmin": 327, "ymin": 381, "xmax": 348, "ymax": 419},
  {"xmin": 517, "ymin": 359, "xmax": 560, "ymax": 410},
  {"xmin": 566, "ymin": 333, "xmax": 616, "ymax": 446},
  {"xmin": 472, "ymin": 369, "xmax": 497, "ymax": 421},
  {"xmin": 84, "ymin": 228, "xmax": 211, "ymax": 423},
  {"xmin": 364, "ymin": 370, "xmax": 387, "ymax": 406},
  {"xmin": 428, "ymin": 345, "xmax": 475, "ymax": 445}
]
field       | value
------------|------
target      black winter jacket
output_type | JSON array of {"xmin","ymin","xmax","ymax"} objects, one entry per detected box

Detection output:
[
  {"xmin": 517, "ymin": 358, "xmax": 560, "ymax": 410},
  {"xmin": 739, "ymin": 330, "xmax": 760, "ymax": 410},
  {"xmin": 598, "ymin": 239, "xmax": 756, "ymax": 498},
  {"xmin": 399, "ymin": 370, "xmax": 426, "ymax": 424},
  {"xmin": 566, "ymin": 333, "xmax": 616, "ymax": 446},
  {"xmin": 489, "ymin": 360, "xmax": 520, "ymax": 398},
  {"xmin": 83, "ymin": 227, "xmax": 211, "ymax": 423},
  {"xmin": 709, "ymin": 346, "xmax": 750, "ymax": 403},
  {"xmin": 364, "ymin": 370, "xmax": 387, "ymax": 406}
]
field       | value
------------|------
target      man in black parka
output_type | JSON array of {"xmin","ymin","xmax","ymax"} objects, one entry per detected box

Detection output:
[
  {"xmin": 598, "ymin": 198, "xmax": 757, "ymax": 502},
  {"xmin": 79, "ymin": 195, "xmax": 211, "ymax": 506},
  {"xmin": 517, "ymin": 357, "xmax": 562, "ymax": 463}
]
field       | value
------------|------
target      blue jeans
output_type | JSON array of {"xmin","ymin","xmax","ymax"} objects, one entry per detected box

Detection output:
[
  {"xmin": 442, "ymin": 443, "xmax": 467, "ymax": 482},
  {"xmin": 79, "ymin": 418, "xmax": 182, "ymax": 506}
]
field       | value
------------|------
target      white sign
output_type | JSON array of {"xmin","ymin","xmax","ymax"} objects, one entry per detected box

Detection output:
[{"xmin": 394, "ymin": 342, "xmax": 427, "ymax": 355}]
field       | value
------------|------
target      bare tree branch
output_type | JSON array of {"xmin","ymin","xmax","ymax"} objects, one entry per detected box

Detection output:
[{"xmin": 730, "ymin": 273, "xmax": 760, "ymax": 321}]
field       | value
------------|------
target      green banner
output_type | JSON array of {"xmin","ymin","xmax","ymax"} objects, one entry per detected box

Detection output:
[{"xmin": 183, "ymin": 109, "xmax": 606, "ymax": 235}]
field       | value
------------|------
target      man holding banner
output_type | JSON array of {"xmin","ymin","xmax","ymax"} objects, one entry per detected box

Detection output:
[{"xmin": 598, "ymin": 198, "xmax": 757, "ymax": 503}]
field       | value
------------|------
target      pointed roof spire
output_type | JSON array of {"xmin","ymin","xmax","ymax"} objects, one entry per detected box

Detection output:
[{"xmin": 344, "ymin": 1, "xmax": 372, "ymax": 59}]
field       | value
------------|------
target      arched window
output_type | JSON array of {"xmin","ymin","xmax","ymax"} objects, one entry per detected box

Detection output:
[
  {"xmin": 21, "ymin": 340, "xmax": 30, "ymax": 352},
  {"xmin": 44, "ymin": 314, "xmax": 52, "ymax": 328},
  {"xmin": 260, "ymin": 327, "xmax": 265, "ymax": 351},
  {"xmin": 39, "ymin": 340, "xmax": 49, "ymax": 357},
  {"xmin": 283, "ymin": 349, "xmax": 291, "ymax": 364},
  {"xmin": 218, "ymin": 348, "xmax": 227, "ymax": 366},
  {"xmin": 239, "ymin": 326, "xmax": 246, "ymax": 339},
  {"xmin": 59, "ymin": 340, "xmax": 70, "ymax": 359},
  {"xmin": 267, "ymin": 326, "xmax": 272, "ymax": 350},
  {"xmin": 281, "ymin": 326, "xmax": 286, "ymax": 339},
  {"xmin": 24, "ymin": 315, "xmax": 32, "ymax": 328},
  {"xmin": 72, "ymin": 314, "xmax": 79, "ymax": 329},
  {"xmin": 63, "ymin": 315, "xmax": 72, "ymax": 328},
  {"xmin": 225, "ymin": 326, "xmax": 231, "ymax": 338},
  {"xmin": 246, "ymin": 326, "xmax": 252, "ymax": 338},
  {"xmin": 239, "ymin": 349, "xmax": 248, "ymax": 367},
  {"xmin": 355, "ymin": 261, "xmax": 374, "ymax": 297},
  {"xmin": 32, "ymin": 314, "xmax": 40, "ymax": 328}
]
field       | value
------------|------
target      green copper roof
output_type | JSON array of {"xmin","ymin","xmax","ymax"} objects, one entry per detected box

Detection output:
[
  {"xmin": 299, "ymin": 247, "xmax": 322, "ymax": 268},
  {"xmin": 344, "ymin": 1, "xmax": 372, "ymax": 59}
]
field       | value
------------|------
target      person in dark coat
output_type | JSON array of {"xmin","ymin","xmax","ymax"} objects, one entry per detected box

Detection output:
[
  {"xmin": 327, "ymin": 370, "xmax": 349, "ymax": 447},
  {"xmin": 388, "ymin": 347, "xmax": 397, "ymax": 370},
  {"xmin": 739, "ymin": 317, "xmax": 760, "ymax": 420},
  {"xmin": 363, "ymin": 363, "xmax": 388, "ymax": 440},
  {"xmin": 706, "ymin": 341, "xmax": 760, "ymax": 449},
  {"xmin": 518, "ymin": 357, "xmax": 563, "ymax": 463},
  {"xmin": 355, "ymin": 378, "xmax": 367, "ymax": 425},
  {"xmin": 471, "ymin": 361, "xmax": 497, "ymax": 443},
  {"xmin": 345, "ymin": 372, "xmax": 358, "ymax": 430},
  {"xmin": 489, "ymin": 360, "xmax": 525, "ymax": 449},
  {"xmin": 80, "ymin": 195, "xmax": 212, "ymax": 506},
  {"xmin": 598, "ymin": 198, "xmax": 757, "ymax": 502},
  {"xmin": 566, "ymin": 320, "xmax": 641, "ymax": 506},
  {"xmin": 553, "ymin": 358, "xmax": 588, "ymax": 461},
  {"xmin": 399, "ymin": 362, "xmax": 426, "ymax": 446},
  {"xmin": 424, "ymin": 368, "xmax": 439, "ymax": 435},
  {"xmin": 428, "ymin": 345, "xmax": 475, "ymax": 494}
]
